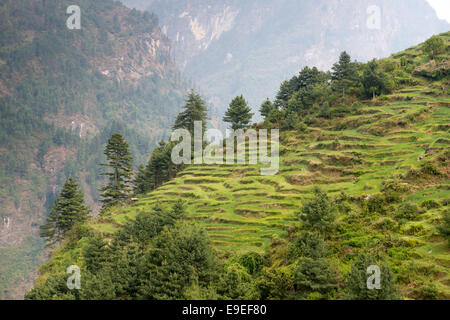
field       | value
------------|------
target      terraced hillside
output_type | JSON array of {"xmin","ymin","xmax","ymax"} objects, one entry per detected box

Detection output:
[
  {"xmin": 29, "ymin": 33, "xmax": 450, "ymax": 299},
  {"xmin": 94, "ymin": 38, "xmax": 449, "ymax": 297},
  {"xmin": 97, "ymin": 84, "xmax": 448, "ymax": 237}
]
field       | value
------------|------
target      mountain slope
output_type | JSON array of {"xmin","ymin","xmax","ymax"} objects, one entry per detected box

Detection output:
[
  {"xmin": 28, "ymin": 33, "xmax": 450, "ymax": 299},
  {"xmin": 0, "ymin": 0, "xmax": 187, "ymax": 299},
  {"xmin": 122, "ymin": 0, "xmax": 449, "ymax": 117}
]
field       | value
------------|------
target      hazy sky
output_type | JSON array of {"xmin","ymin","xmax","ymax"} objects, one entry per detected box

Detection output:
[{"xmin": 426, "ymin": 0, "xmax": 450, "ymax": 23}]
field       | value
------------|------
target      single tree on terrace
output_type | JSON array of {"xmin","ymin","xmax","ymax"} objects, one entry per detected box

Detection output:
[{"xmin": 223, "ymin": 95, "xmax": 254, "ymax": 130}]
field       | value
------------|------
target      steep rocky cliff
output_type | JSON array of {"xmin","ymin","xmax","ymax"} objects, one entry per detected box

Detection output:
[
  {"xmin": 0, "ymin": 0, "xmax": 187, "ymax": 299},
  {"xmin": 122, "ymin": 0, "xmax": 449, "ymax": 115}
]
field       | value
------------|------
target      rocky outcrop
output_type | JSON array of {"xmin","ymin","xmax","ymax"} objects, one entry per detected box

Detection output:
[
  {"xmin": 0, "ymin": 0, "xmax": 186, "ymax": 299},
  {"xmin": 123, "ymin": 0, "xmax": 449, "ymax": 114}
]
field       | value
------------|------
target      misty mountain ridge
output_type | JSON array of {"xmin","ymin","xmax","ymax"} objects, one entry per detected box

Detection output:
[
  {"xmin": 121, "ymin": 0, "xmax": 449, "ymax": 116},
  {"xmin": 0, "ymin": 0, "xmax": 187, "ymax": 299}
]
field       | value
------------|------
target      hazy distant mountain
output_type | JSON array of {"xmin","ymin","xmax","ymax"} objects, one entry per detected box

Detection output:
[
  {"xmin": 0, "ymin": 0, "xmax": 186, "ymax": 299},
  {"xmin": 121, "ymin": 0, "xmax": 449, "ymax": 117}
]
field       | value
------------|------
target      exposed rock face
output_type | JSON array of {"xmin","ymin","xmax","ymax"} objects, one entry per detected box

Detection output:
[
  {"xmin": 93, "ymin": 18, "xmax": 174, "ymax": 83},
  {"xmin": 122, "ymin": 0, "xmax": 449, "ymax": 115},
  {"xmin": 0, "ymin": 0, "xmax": 186, "ymax": 299}
]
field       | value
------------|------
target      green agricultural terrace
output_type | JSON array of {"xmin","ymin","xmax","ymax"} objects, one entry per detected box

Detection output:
[{"xmin": 32, "ymin": 32, "xmax": 450, "ymax": 300}]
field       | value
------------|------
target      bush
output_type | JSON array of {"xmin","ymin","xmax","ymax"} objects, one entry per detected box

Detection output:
[
  {"xmin": 237, "ymin": 252, "xmax": 264, "ymax": 275},
  {"xmin": 420, "ymin": 200, "xmax": 440, "ymax": 210},
  {"xmin": 416, "ymin": 280, "xmax": 439, "ymax": 299},
  {"xmin": 422, "ymin": 36, "xmax": 445, "ymax": 60},
  {"xmin": 367, "ymin": 194, "xmax": 387, "ymax": 214},
  {"xmin": 438, "ymin": 209, "xmax": 450, "ymax": 246},
  {"xmin": 375, "ymin": 218, "xmax": 397, "ymax": 231},
  {"xmin": 216, "ymin": 263, "xmax": 255, "ymax": 299},
  {"xmin": 396, "ymin": 203, "xmax": 420, "ymax": 220},
  {"xmin": 297, "ymin": 122, "xmax": 308, "ymax": 133},
  {"xmin": 420, "ymin": 162, "xmax": 441, "ymax": 176},
  {"xmin": 403, "ymin": 223, "xmax": 425, "ymax": 236},
  {"xmin": 257, "ymin": 266, "xmax": 294, "ymax": 300}
]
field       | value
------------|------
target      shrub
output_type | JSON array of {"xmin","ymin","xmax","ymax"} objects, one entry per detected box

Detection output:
[
  {"xmin": 216, "ymin": 263, "xmax": 255, "ymax": 299},
  {"xmin": 396, "ymin": 202, "xmax": 420, "ymax": 220},
  {"xmin": 256, "ymin": 266, "xmax": 294, "ymax": 300},
  {"xmin": 237, "ymin": 252, "xmax": 264, "ymax": 275},
  {"xmin": 297, "ymin": 122, "xmax": 308, "ymax": 133},
  {"xmin": 420, "ymin": 200, "xmax": 440, "ymax": 210},
  {"xmin": 420, "ymin": 162, "xmax": 441, "ymax": 176},
  {"xmin": 438, "ymin": 209, "xmax": 450, "ymax": 246},
  {"xmin": 403, "ymin": 223, "xmax": 425, "ymax": 236},
  {"xmin": 375, "ymin": 218, "xmax": 396, "ymax": 231},
  {"xmin": 367, "ymin": 194, "xmax": 387, "ymax": 214},
  {"xmin": 417, "ymin": 280, "xmax": 439, "ymax": 299}
]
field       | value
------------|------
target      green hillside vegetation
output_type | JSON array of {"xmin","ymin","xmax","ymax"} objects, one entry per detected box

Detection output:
[
  {"xmin": 26, "ymin": 32, "xmax": 450, "ymax": 300},
  {"xmin": 0, "ymin": 0, "xmax": 187, "ymax": 298}
]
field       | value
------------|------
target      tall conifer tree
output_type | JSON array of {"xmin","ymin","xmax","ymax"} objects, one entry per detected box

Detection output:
[
  {"xmin": 173, "ymin": 91, "xmax": 208, "ymax": 135},
  {"xmin": 223, "ymin": 95, "xmax": 254, "ymax": 130},
  {"xmin": 40, "ymin": 177, "xmax": 89, "ymax": 245},
  {"xmin": 100, "ymin": 133, "xmax": 133, "ymax": 209},
  {"xmin": 331, "ymin": 51, "xmax": 358, "ymax": 98}
]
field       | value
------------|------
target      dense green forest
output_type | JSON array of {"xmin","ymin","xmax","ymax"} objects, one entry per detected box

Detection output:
[
  {"xmin": 0, "ymin": 0, "xmax": 188, "ymax": 298},
  {"xmin": 26, "ymin": 33, "xmax": 449, "ymax": 300}
]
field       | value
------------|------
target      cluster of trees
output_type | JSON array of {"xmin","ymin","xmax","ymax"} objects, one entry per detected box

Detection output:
[
  {"xmin": 33, "ymin": 33, "xmax": 449, "ymax": 299},
  {"xmin": 31, "ymin": 201, "xmax": 220, "ymax": 300},
  {"xmin": 133, "ymin": 91, "xmax": 209, "ymax": 195},
  {"xmin": 35, "ymin": 185, "xmax": 402, "ymax": 300},
  {"xmin": 39, "ymin": 88, "xmax": 224, "ymax": 243},
  {"xmin": 252, "ymin": 188, "xmax": 400, "ymax": 300},
  {"xmin": 133, "ymin": 91, "xmax": 255, "ymax": 197},
  {"xmin": 0, "ymin": 2, "xmax": 187, "ymax": 298},
  {"xmin": 259, "ymin": 51, "xmax": 394, "ymax": 130}
]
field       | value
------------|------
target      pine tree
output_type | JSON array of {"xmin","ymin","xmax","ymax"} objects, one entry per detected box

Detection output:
[
  {"xmin": 140, "ymin": 222, "xmax": 217, "ymax": 299},
  {"xmin": 144, "ymin": 141, "xmax": 171, "ymax": 191},
  {"xmin": 83, "ymin": 234, "xmax": 108, "ymax": 273},
  {"xmin": 40, "ymin": 177, "xmax": 89, "ymax": 245},
  {"xmin": 173, "ymin": 90, "xmax": 208, "ymax": 135},
  {"xmin": 133, "ymin": 141, "xmax": 179, "ymax": 195},
  {"xmin": 293, "ymin": 257, "xmax": 338, "ymax": 297},
  {"xmin": 260, "ymin": 98, "xmax": 275, "ymax": 119},
  {"xmin": 331, "ymin": 51, "xmax": 358, "ymax": 98},
  {"xmin": 345, "ymin": 253, "xmax": 400, "ymax": 300},
  {"xmin": 298, "ymin": 188, "xmax": 336, "ymax": 233},
  {"xmin": 361, "ymin": 59, "xmax": 387, "ymax": 99},
  {"xmin": 100, "ymin": 133, "xmax": 133, "ymax": 209},
  {"xmin": 132, "ymin": 164, "xmax": 148, "ymax": 195},
  {"xmin": 223, "ymin": 95, "xmax": 254, "ymax": 130}
]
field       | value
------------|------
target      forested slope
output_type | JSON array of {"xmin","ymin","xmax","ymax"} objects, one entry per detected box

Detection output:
[
  {"xmin": 26, "ymin": 32, "xmax": 450, "ymax": 300},
  {"xmin": 0, "ymin": 0, "xmax": 187, "ymax": 298}
]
